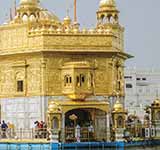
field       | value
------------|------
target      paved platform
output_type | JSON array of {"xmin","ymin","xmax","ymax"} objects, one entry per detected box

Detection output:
[{"xmin": 0, "ymin": 139, "xmax": 49, "ymax": 143}]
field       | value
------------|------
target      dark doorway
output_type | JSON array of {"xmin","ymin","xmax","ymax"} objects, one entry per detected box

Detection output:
[{"xmin": 65, "ymin": 109, "xmax": 91, "ymax": 127}]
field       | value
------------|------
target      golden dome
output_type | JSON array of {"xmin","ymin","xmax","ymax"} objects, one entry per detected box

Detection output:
[
  {"xmin": 63, "ymin": 16, "xmax": 71, "ymax": 25},
  {"xmin": 99, "ymin": 0, "xmax": 116, "ymax": 7},
  {"xmin": 113, "ymin": 100, "xmax": 123, "ymax": 112},
  {"xmin": 48, "ymin": 101, "xmax": 62, "ymax": 113},
  {"xmin": 20, "ymin": 0, "xmax": 39, "ymax": 5},
  {"xmin": 64, "ymin": 16, "xmax": 71, "ymax": 22},
  {"xmin": 39, "ymin": 9, "xmax": 60, "ymax": 22}
]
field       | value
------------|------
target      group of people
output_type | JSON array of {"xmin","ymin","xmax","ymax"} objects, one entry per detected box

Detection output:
[
  {"xmin": 0, "ymin": 121, "xmax": 15, "ymax": 138},
  {"xmin": 75, "ymin": 124, "xmax": 94, "ymax": 142},
  {"xmin": 0, "ymin": 120, "xmax": 48, "ymax": 139},
  {"xmin": 34, "ymin": 121, "xmax": 48, "ymax": 139}
]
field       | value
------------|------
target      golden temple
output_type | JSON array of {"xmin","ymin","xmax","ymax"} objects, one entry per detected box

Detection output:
[{"xmin": 0, "ymin": 0, "xmax": 131, "ymax": 142}]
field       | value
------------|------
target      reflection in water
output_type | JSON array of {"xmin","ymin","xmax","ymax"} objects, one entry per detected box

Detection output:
[
  {"xmin": 127, "ymin": 147, "xmax": 160, "ymax": 150},
  {"xmin": 67, "ymin": 146, "xmax": 160, "ymax": 150}
]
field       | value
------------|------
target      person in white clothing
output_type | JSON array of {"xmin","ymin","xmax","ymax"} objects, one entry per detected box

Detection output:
[{"xmin": 75, "ymin": 124, "xmax": 81, "ymax": 142}]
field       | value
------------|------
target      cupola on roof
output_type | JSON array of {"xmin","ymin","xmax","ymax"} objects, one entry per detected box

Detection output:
[
  {"xmin": 113, "ymin": 100, "xmax": 123, "ymax": 112},
  {"xmin": 15, "ymin": 0, "xmax": 60, "ymax": 25},
  {"xmin": 99, "ymin": 0, "xmax": 116, "ymax": 8},
  {"xmin": 152, "ymin": 98, "xmax": 160, "ymax": 106},
  {"xmin": 39, "ymin": 9, "xmax": 60, "ymax": 22},
  {"xmin": 20, "ymin": 0, "xmax": 39, "ymax": 5}
]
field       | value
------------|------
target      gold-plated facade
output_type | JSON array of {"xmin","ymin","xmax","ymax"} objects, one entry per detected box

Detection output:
[
  {"xmin": 0, "ymin": 0, "xmax": 131, "ymax": 99},
  {"xmin": 61, "ymin": 61, "xmax": 93, "ymax": 100},
  {"xmin": 0, "ymin": 0, "xmax": 131, "ymax": 140}
]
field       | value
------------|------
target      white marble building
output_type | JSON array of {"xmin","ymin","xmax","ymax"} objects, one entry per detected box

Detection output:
[{"xmin": 124, "ymin": 68, "xmax": 160, "ymax": 121}]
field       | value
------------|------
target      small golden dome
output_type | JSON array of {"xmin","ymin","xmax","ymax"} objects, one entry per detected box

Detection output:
[
  {"xmin": 39, "ymin": 9, "xmax": 60, "ymax": 22},
  {"xmin": 20, "ymin": 0, "xmax": 39, "ymax": 5},
  {"xmin": 63, "ymin": 16, "xmax": 71, "ymax": 25},
  {"xmin": 153, "ymin": 98, "xmax": 160, "ymax": 105},
  {"xmin": 64, "ymin": 16, "xmax": 71, "ymax": 22},
  {"xmin": 99, "ymin": 0, "xmax": 116, "ymax": 8},
  {"xmin": 113, "ymin": 100, "xmax": 123, "ymax": 112},
  {"xmin": 48, "ymin": 101, "xmax": 62, "ymax": 113},
  {"xmin": 82, "ymin": 28, "xmax": 88, "ymax": 33}
]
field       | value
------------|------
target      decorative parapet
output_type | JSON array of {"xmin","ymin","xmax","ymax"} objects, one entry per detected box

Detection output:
[
  {"xmin": 27, "ymin": 24, "xmax": 123, "ymax": 52},
  {"xmin": 0, "ymin": 23, "xmax": 123, "ymax": 55},
  {"xmin": 28, "ymin": 25, "xmax": 114, "ymax": 35}
]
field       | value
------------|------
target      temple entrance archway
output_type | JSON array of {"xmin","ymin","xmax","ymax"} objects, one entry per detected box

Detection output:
[
  {"xmin": 65, "ymin": 109, "xmax": 91, "ymax": 127},
  {"xmin": 47, "ymin": 100, "xmax": 109, "ymax": 142},
  {"xmin": 64, "ymin": 108, "xmax": 109, "ymax": 142}
]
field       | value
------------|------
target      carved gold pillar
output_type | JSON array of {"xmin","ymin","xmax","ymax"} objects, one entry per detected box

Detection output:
[
  {"xmin": 106, "ymin": 113, "xmax": 110, "ymax": 141},
  {"xmin": 61, "ymin": 112, "xmax": 65, "ymax": 143},
  {"xmin": 40, "ymin": 58, "xmax": 47, "ymax": 95}
]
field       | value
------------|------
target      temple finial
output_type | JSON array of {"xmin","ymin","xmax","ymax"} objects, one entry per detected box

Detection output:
[
  {"xmin": 66, "ymin": 0, "xmax": 69, "ymax": 17},
  {"xmin": 156, "ymin": 88, "xmax": 159, "ymax": 98},
  {"xmin": 10, "ymin": 8, "xmax": 13, "ymax": 21},
  {"xmin": 74, "ymin": 0, "xmax": 77, "ymax": 23},
  {"xmin": 14, "ymin": 0, "xmax": 17, "ymax": 16}
]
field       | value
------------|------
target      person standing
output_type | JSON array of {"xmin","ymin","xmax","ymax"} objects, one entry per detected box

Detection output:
[
  {"xmin": 34, "ymin": 121, "xmax": 39, "ymax": 138},
  {"xmin": 1, "ymin": 121, "xmax": 8, "ymax": 138},
  {"xmin": 75, "ymin": 124, "xmax": 81, "ymax": 142}
]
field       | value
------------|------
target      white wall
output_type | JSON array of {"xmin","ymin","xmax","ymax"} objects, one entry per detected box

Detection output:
[{"xmin": 125, "ymin": 68, "xmax": 160, "ymax": 120}]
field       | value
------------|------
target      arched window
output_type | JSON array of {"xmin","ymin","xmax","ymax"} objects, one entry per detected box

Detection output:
[
  {"xmin": 156, "ymin": 111, "xmax": 160, "ymax": 120},
  {"xmin": 22, "ymin": 14, "xmax": 28, "ymax": 22},
  {"xmin": 64, "ymin": 75, "xmax": 72, "ymax": 86},
  {"xmin": 126, "ymin": 83, "xmax": 132, "ymax": 88},
  {"xmin": 90, "ymin": 73, "xmax": 94, "ymax": 87},
  {"xmin": 53, "ymin": 117, "xmax": 59, "ymax": 129},
  {"xmin": 76, "ymin": 74, "xmax": 85, "ymax": 87},
  {"xmin": 69, "ymin": 77, "xmax": 72, "ymax": 83},
  {"xmin": 76, "ymin": 76, "xmax": 80, "ymax": 86},
  {"xmin": 29, "ymin": 14, "xmax": 36, "ymax": 22},
  {"xmin": 17, "ymin": 80, "xmax": 24, "ymax": 92},
  {"xmin": 114, "ymin": 15, "xmax": 119, "ymax": 23},
  {"xmin": 107, "ymin": 14, "xmax": 112, "ymax": 23},
  {"xmin": 100, "ymin": 14, "xmax": 105, "ymax": 23},
  {"xmin": 16, "ymin": 72, "xmax": 24, "ymax": 93},
  {"xmin": 117, "ymin": 116, "xmax": 123, "ymax": 128},
  {"xmin": 66, "ymin": 77, "xmax": 69, "ymax": 83},
  {"xmin": 118, "ymin": 81, "xmax": 121, "ymax": 90},
  {"xmin": 81, "ymin": 74, "xmax": 85, "ymax": 83}
]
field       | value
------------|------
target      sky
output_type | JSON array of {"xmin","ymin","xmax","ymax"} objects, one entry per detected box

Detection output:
[{"xmin": 0, "ymin": 0, "xmax": 160, "ymax": 69}]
